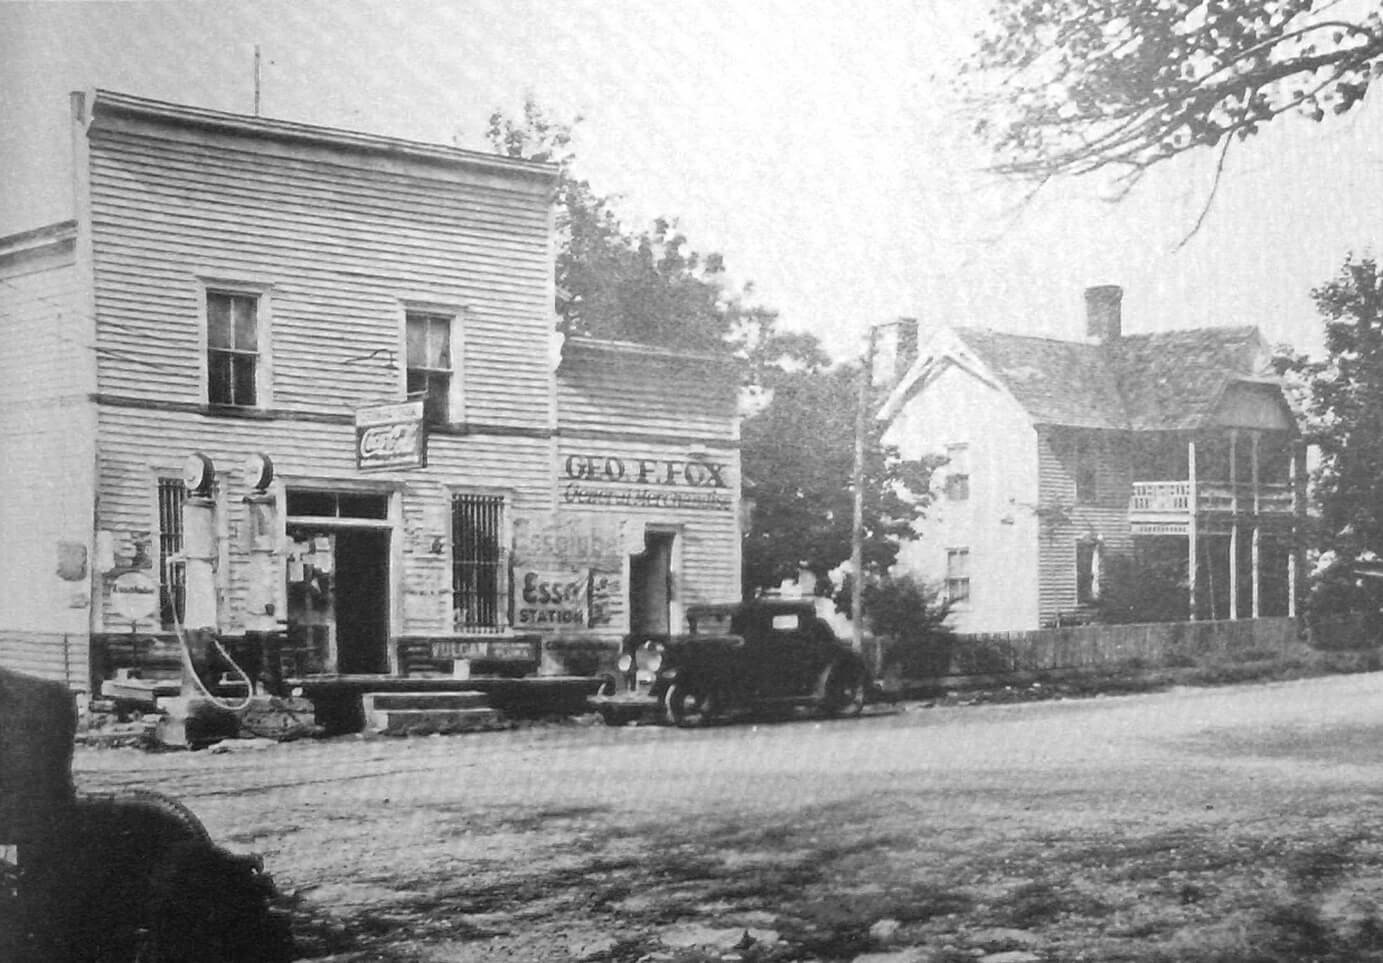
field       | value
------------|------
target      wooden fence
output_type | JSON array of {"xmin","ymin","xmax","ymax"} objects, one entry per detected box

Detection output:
[{"xmin": 872, "ymin": 616, "xmax": 1302, "ymax": 680}]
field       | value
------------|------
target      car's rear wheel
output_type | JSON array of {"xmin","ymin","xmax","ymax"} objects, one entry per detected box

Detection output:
[
  {"xmin": 822, "ymin": 663, "xmax": 866, "ymax": 718},
  {"xmin": 664, "ymin": 683, "xmax": 716, "ymax": 727}
]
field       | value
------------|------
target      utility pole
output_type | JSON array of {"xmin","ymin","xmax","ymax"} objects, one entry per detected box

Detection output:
[
  {"xmin": 254, "ymin": 44, "xmax": 262, "ymax": 116},
  {"xmin": 850, "ymin": 326, "xmax": 879, "ymax": 652}
]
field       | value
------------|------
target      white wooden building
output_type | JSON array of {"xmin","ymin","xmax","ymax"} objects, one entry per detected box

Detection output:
[
  {"xmin": 877, "ymin": 287, "xmax": 1304, "ymax": 633},
  {"xmin": 0, "ymin": 90, "xmax": 741, "ymax": 690}
]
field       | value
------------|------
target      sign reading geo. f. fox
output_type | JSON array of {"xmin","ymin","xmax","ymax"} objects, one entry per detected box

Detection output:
[{"xmin": 355, "ymin": 400, "xmax": 426, "ymax": 471}]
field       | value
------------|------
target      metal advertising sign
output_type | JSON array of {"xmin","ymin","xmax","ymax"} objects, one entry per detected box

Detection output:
[
  {"xmin": 110, "ymin": 570, "xmax": 159, "ymax": 622},
  {"xmin": 355, "ymin": 400, "xmax": 426, "ymax": 471}
]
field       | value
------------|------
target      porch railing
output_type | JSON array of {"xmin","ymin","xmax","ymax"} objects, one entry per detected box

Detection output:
[{"xmin": 1130, "ymin": 480, "xmax": 1294, "ymax": 517}]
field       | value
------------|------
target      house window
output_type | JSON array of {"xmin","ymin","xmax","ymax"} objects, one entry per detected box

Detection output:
[
  {"xmin": 1075, "ymin": 436, "xmax": 1098, "ymax": 503},
  {"xmin": 1077, "ymin": 540, "xmax": 1102, "ymax": 604},
  {"xmin": 944, "ymin": 443, "xmax": 970, "ymax": 501},
  {"xmin": 157, "ymin": 478, "xmax": 186, "ymax": 629},
  {"xmin": 206, "ymin": 290, "xmax": 260, "ymax": 407},
  {"xmin": 945, "ymin": 547, "xmax": 971, "ymax": 604},
  {"xmin": 407, "ymin": 313, "xmax": 453, "ymax": 426},
  {"xmin": 453, "ymin": 493, "xmax": 504, "ymax": 632}
]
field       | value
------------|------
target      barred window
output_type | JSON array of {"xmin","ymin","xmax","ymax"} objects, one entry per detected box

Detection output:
[
  {"xmin": 452, "ymin": 493, "xmax": 504, "ymax": 632},
  {"xmin": 157, "ymin": 478, "xmax": 186, "ymax": 629},
  {"xmin": 945, "ymin": 547, "xmax": 970, "ymax": 604}
]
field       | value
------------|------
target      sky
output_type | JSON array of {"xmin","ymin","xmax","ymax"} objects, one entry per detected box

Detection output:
[{"xmin": 3, "ymin": 0, "xmax": 1382, "ymax": 362}]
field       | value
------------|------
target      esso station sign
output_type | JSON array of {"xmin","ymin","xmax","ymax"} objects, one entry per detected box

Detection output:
[{"xmin": 110, "ymin": 570, "xmax": 160, "ymax": 622}]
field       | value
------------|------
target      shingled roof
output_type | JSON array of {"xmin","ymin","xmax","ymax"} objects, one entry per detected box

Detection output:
[{"xmin": 949, "ymin": 325, "xmax": 1274, "ymax": 431}]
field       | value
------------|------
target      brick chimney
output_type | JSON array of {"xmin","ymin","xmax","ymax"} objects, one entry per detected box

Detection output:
[
  {"xmin": 1084, "ymin": 285, "xmax": 1123, "ymax": 342},
  {"xmin": 871, "ymin": 317, "xmax": 920, "ymax": 388}
]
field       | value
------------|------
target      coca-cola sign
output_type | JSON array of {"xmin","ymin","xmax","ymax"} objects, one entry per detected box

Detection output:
[{"xmin": 355, "ymin": 400, "xmax": 426, "ymax": 471}]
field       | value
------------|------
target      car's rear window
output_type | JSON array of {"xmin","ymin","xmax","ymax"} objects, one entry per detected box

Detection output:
[{"xmin": 689, "ymin": 613, "xmax": 732, "ymax": 634}]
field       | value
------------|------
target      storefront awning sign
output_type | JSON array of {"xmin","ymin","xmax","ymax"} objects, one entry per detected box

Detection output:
[{"xmin": 355, "ymin": 400, "xmax": 426, "ymax": 471}]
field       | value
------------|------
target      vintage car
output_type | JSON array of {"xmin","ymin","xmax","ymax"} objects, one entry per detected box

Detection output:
[{"xmin": 589, "ymin": 598, "xmax": 870, "ymax": 726}]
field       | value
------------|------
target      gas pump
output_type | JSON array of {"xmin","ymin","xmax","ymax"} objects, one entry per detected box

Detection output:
[{"xmin": 242, "ymin": 452, "xmax": 286, "ymax": 694}]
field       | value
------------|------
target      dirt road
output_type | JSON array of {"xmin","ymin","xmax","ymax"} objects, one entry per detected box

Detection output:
[{"xmin": 74, "ymin": 672, "xmax": 1383, "ymax": 961}]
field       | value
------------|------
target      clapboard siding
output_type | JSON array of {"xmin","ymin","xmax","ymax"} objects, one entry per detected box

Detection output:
[
  {"xmin": 93, "ymin": 405, "xmax": 554, "ymax": 635},
  {"xmin": 1035, "ymin": 427, "xmax": 1134, "ymax": 625},
  {"xmin": 557, "ymin": 357, "xmax": 739, "ymax": 441},
  {"xmin": 0, "ymin": 235, "xmax": 98, "ymax": 683},
  {"xmin": 87, "ymin": 115, "xmax": 555, "ymax": 430}
]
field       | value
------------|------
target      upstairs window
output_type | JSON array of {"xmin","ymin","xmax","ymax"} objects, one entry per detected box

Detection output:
[
  {"xmin": 945, "ymin": 547, "xmax": 971, "ymax": 604},
  {"xmin": 944, "ymin": 443, "xmax": 970, "ymax": 501},
  {"xmin": 1075, "ymin": 436, "xmax": 1098, "ymax": 503},
  {"xmin": 407, "ymin": 313, "xmax": 452, "ymax": 426},
  {"xmin": 207, "ymin": 290, "xmax": 260, "ymax": 407},
  {"xmin": 453, "ymin": 492, "xmax": 504, "ymax": 632}
]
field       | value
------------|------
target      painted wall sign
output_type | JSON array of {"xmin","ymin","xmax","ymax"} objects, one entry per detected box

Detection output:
[
  {"xmin": 560, "ymin": 452, "xmax": 733, "ymax": 512},
  {"xmin": 514, "ymin": 568, "xmax": 590, "ymax": 627},
  {"xmin": 355, "ymin": 400, "xmax": 426, "ymax": 471},
  {"xmin": 513, "ymin": 516, "xmax": 624, "ymax": 566},
  {"xmin": 110, "ymin": 570, "xmax": 159, "ymax": 622}
]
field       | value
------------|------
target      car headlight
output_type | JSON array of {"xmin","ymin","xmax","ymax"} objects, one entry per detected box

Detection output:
[
  {"xmin": 635, "ymin": 642, "xmax": 663, "ymax": 674},
  {"xmin": 617, "ymin": 653, "xmax": 632, "ymax": 673}
]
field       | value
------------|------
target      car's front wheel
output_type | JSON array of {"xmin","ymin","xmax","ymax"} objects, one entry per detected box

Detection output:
[
  {"xmin": 822, "ymin": 663, "xmax": 866, "ymax": 718},
  {"xmin": 664, "ymin": 683, "xmax": 716, "ymax": 727}
]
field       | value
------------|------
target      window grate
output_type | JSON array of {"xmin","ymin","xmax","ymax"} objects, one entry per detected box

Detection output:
[
  {"xmin": 157, "ymin": 478, "xmax": 186, "ymax": 628},
  {"xmin": 452, "ymin": 493, "xmax": 504, "ymax": 632}
]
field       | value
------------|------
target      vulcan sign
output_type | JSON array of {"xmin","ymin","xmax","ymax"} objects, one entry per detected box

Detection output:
[{"xmin": 355, "ymin": 400, "xmax": 426, "ymax": 471}]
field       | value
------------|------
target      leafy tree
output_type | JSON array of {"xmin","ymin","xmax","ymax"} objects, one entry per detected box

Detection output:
[
  {"xmin": 486, "ymin": 99, "xmax": 785, "ymax": 359},
  {"xmin": 741, "ymin": 361, "xmax": 941, "ymax": 600},
  {"xmin": 1280, "ymin": 254, "xmax": 1383, "ymax": 618},
  {"xmin": 966, "ymin": 1, "xmax": 1383, "ymax": 193}
]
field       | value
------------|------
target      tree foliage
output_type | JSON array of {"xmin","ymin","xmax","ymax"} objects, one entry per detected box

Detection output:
[
  {"xmin": 740, "ymin": 362, "xmax": 941, "ymax": 600},
  {"xmin": 966, "ymin": 0, "xmax": 1383, "ymax": 191},
  {"xmin": 486, "ymin": 99, "xmax": 799, "ymax": 363},
  {"xmin": 1273, "ymin": 254, "xmax": 1383, "ymax": 616}
]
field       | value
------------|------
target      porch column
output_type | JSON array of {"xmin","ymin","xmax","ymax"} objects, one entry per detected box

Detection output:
[
  {"xmin": 1289, "ymin": 441, "xmax": 1305, "ymax": 618},
  {"xmin": 1229, "ymin": 430, "xmax": 1239, "ymax": 620},
  {"xmin": 1251, "ymin": 432, "xmax": 1261, "ymax": 619},
  {"xmin": 1188, "ymin": 437, "xmax": 1198, "ymax": 621}
]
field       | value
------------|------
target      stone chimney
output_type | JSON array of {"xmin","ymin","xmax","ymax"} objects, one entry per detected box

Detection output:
[
  {"xmin": 872, "ymin": 317, "xmax": 920, "ymax": 388},
  {"xmin": 1084, "ymin": 285, "xmax": 1123, "ymax": 342}
]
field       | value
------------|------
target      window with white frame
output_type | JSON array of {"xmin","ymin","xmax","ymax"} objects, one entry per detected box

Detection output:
[
  {"xmin": 945, "ymin": 547, "xmax": 971, "ymax": 604},
  {"xmin": 944, "ymin": 443, "xmax": 970, "ymax": 501},
  {"xmin": 406, "ymin": 312, "xmax": 453, "ymax": 426},
  {"xmin": 206, "ymin": 290, "xmax": 261, "ymax": 407},
  {"xmin": 452, "ymin": 492, "xmax": 504, "ymax": 631}
]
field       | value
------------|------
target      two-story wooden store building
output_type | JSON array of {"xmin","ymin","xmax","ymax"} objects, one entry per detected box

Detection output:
[
  {"xmin": 0, "ymin": 90, "xmax": 741, "ymax": 692},
  {"xmin": 877, "ymin": 287, "xmax": 1304, "ymax": 634}
]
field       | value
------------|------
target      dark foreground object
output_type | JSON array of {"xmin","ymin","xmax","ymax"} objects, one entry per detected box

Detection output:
[{"xmin": 0, "ymin": 668, "xmax": 294, "ymax": 962}]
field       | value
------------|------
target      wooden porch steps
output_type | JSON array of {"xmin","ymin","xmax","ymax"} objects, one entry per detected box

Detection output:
[{"xmin": 360, "ymin": 690, "xmax": 505, "ymax": 736}]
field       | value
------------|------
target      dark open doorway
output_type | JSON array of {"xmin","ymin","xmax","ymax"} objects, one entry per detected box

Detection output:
[
  {"xmin": 334, "ymin": 529, "xmax": 391, "ymax": 674},
  {"xmin": 629, "ymin": 531, "xmax": 675, "ymax": 635}
]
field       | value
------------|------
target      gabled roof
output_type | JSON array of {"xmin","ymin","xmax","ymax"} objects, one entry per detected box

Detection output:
[
  {"xmin": 954, "ymin": 328, "xmax": 1127, "ymax": 429},
  {"xmin": 883, "ymin": 323, "xmax": 1285, "ymax": 433},
  {"xmin": 1102, "ymin": 326, "xmax": 1268, "ymax": 430}
]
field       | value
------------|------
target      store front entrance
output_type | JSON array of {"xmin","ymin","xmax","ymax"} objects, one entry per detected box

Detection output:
[{"xmin": 285, "ymin": 489, "xmax": 393, "ymax": 675}]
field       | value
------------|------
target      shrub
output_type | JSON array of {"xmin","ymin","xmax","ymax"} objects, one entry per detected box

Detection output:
[{"xmin": 860, "ymin": 575, "xmax": 957, "ymax": 679}]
